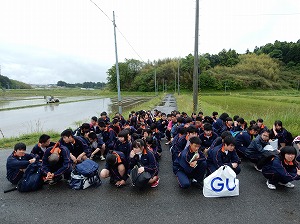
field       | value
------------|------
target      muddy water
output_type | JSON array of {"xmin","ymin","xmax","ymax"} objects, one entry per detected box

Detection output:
[{"xmin": 0, "ymin": 96, "xmax": 152, "ymax": 138}]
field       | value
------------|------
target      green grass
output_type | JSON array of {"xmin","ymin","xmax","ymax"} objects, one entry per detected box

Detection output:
[
  {"xmin": 0, "ymin": 131, "xmax": 61, "ymax": 149},
  {"xmin": 175, "ymin": 91, "xmax": 300, "ymax": 137}
]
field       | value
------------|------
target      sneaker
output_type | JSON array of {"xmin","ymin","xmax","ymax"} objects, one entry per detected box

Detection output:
[
  {"xmin": 254, "ymin": 164, "xmax": 262, "ymax": 172},
  {"xmin": 100, "ymin": 155, "xmax": 105, "ymax": 161},
  {"xmin": 151, "ymin": 177, "xmax": 160, "ymax": 188},
  {"xmin": 278, "ymin": 182, "xmax": 294, "ymax": 188},
  {"xmin": 48, "ymin": 180, "xmax": 58, "ymax": 185},
  {"xmin": 266, "ymin": 181, "xmax": 276, "ymax": 190}
]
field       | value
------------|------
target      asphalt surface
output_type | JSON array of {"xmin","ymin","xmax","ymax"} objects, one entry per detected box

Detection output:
[{"xmin": 1, "ymin": 94, "xmax": 300, "ymax": 224}]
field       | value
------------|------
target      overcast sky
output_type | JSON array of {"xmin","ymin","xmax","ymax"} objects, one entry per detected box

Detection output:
[{"xmin": 0, "ymin": 0, "xmax": 299, "ymax": 85}]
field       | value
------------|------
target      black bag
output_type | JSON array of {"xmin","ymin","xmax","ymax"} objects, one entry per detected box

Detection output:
[
  {"xmin": 257, "ymin": 150, "xmax": 278, "ymax": 170},
  {"xmin": 17, "ymin": 162, "xmax": 43, "ymax": 192},
  {"xmin": 130, "ymin": 165, "xmax": 151, "ymax": 188}
]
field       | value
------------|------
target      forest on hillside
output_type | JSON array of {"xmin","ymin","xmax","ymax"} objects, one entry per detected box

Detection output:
[{"xmin": 107, "ymin": 40, "xmax": 300, "ymax": 91}]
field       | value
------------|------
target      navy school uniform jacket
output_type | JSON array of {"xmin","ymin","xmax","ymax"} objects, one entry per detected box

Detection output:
[
  {"xmin": 105, "ymin": 151, "xmax": 128, "ymax": 181},
  {"xmin": 31, "ymin": 142, "xmax": 55, "ymax": 160},
  {"xmin": 41, "ymin": 145, "xmax": 72, "ymax": 177},
  {"xmin": 171, "ymin": 134, "xmax": 187, "ymax": 160},
  {"xmin": 235, "ymin": 131, "xmax": 252, "ymax": 151},
  {"xmin": 206, "ymin": 144, "xmax": 240, "ymax": 172},
  {"xmin": 129, "ymin": 148, "xmax": 159, "ymax": 177},
  {"xmin": 213, "ymin": 119, "xmax": 227, "ymax": 136},
  {"xmin": 199, "ymin": 132, "xmax": 218, "ymax": 151},
  {"xmin": 112, "ymin": 140, "xmax": 131, "ymax": 159},
  {"xmin": 173, "ymin": 145, "xmax": 206, "ymax": 174},
  {"xmin": 61, "ymin": 136, "xmax": 91, "ymax": 158},
  {"xmin": 245, "ymin": 135, "xmax": 269, "ymax": 158},
  {"xmin": 262, "ymin": 156, "xmax": 300, "ymax": 183},
  {"xmin": 6, "ymin": 152, "xmax": 35, "ymax": 184}
]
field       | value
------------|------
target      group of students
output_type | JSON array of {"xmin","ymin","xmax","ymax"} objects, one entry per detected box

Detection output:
[{"xmin": 6, "ymin": 109, "xmax": 300, "ymax": 191}]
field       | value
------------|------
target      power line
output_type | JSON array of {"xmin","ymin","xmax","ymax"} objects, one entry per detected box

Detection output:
[
  {"xmin": 90, "ymin": 0, "xmax": 145, "ymax": 63},
  {"xmin": 116, "ymin": 27, "xmax": 145, "ymax": 62},
  {"xmin": 90, "ymin": 0, "xmax": 113, "ymax": 23}
]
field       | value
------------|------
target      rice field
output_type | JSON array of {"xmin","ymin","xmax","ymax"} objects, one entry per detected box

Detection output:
[{"xmin": 175, "ymin": 90, "xmax": 300, "ymax": 137}]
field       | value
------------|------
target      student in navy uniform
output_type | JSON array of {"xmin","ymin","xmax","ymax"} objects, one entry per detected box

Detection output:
[
  {"xmin": 112, "ymin": 129, "xmax": 131, "ymax": 159},
  {"xmin": 100, "ymin": 150, "xmax": 128, "ymax": 187},
  {"xmin": 60, "ymin": 129, "xmax": 91, "ymax": 164},
  {"xmin": 73, "ymin": 123, "xmax": 91, "ymax": 137},
  {"xmin": 41, "ymin": 142, "xmax": 72, "ymax": 185},
  {"xmin": 173, "ymin": 136, "xmax": 207, "ymax": 189},
  {"xmin": 270, "ymin": 120, "xmax": 291, "ymax": 150},
  {"xmin": 90, "ymin": 116, "xmax": 100, "ymax": 134},
  {"xmin": 199, "ymin": 123, "xmax": 218, "ymax": 152},
  {"xmin": 128, "ymin": 139, "xmax": 159, "ymax": 188},
  {"xmin": 100, "ymin": 111, "xmax": 110, "ymax": 125},
  {"xmin": 262, "ymin": 146, "xmax": 300, "ymax": 190},
  {"xmin": 256, "ymin": 118, "xmax": 268, "ymax": 134},
  {"xmin": 31, "ymin": 134, "xmax": 55, "ymax": 161},
  {"xmin": 213, "ymin": 112, "xmax": 229, "ymax": 136},
  {"xmin": 235, "ymin": 125, "xmax": 259, "ymax": 158},
  {"xmin": 206, "ymin": 135, "xmax": 241, "ymax": 175},
  {"xmin": 245, "ymin": 130, "xmax": 270, "ymax": 171},
  {"xmin": 88, "ymin": 132, "xmax": 106, "ymax": 161},
  {"xmin": 6, "ymin": 143, "xmax": 37, "ymax": 185}
]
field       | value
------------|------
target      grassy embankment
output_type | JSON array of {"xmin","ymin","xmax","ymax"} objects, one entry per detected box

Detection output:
[
  {"xmin": 175, "ymin": 90, "xmax": 300, "ymax": 137},
  {"xmin": 0, "ymin": 89, "xmax": 164, "ymax": 149}
]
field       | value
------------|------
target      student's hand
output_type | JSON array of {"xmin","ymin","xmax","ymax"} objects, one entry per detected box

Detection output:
[
  {"xmin": 190, "ymin": 161, "xmax": 198, "ymax": 168},
  {"xmin": 129, "ymin": 150, "xmax": 135, "ymax": 158},
  {"xmin": 46, "ymin": 172, "xmax": 54, "ymax": 180},
  {"xmin": 138, "ymin": 167, "xmax": 145, "ymax": 174},
  {"xmin": 297, "ymin": 168, "xmax": 300, "ymax": 176},
  {"xmin": 115, "ymin": 180, "xmax": 126, "ymax": 187},
  {"xmin": 231, "ymin": 163, "xmax": 238, "ymax": 168},
  {"xmin": 29, "ymin": 158, "xmax": 36, "ymax": 164}
]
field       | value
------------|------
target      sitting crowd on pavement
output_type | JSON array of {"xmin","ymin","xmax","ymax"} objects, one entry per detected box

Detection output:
[{"xmin": 6, "ymin": 109, "xmax": 300, "ymax": 191}]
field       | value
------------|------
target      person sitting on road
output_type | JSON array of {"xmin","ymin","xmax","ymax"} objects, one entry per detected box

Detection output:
[
  {"xmin": 235, "ymin": 125, "xmax": 259, "ymax": 158},
  {"xmin": 213, "ymin": 112, "xmax": 229, "ymax": 136},
  {"xmin": 256, "ymin": 118, "xmax": 268, "ymax": 135},
  {"xmin": 112, "ymin": 129, "xmax": 132, "ymax": 159},
  {"xmin": 41, "ymin": 142, "xmax": 72, "ymax": 185},
  {"xmin": 245, "ymin": 130, "xmax": 271, "ymax": 171},
  {"xmin": 6, "ymin": 143, "xmax": 37, "ymax": 185},
  {"xmin": 73, "ymin": 123, "xmax": 91, "ymax": 137},
  {"xmin": 270, "ymin": 120, "xmax": 292, "ymax": 150},
  {"xmin": 128, "ymin": 139, "xmax": 159, "ymax": 188},
  {"xmin": 100, "ymin": 111, "xmax": 110, "ymax": 125},
  {"xmin": 100, "ymin": 150, "xmax": 128, "ymax": 187},
  {"xmin": 87, "ymin": 132, "xmax": 106, "ymax": 161},
  {"xmin": 90, "ymin": 116, "xmax": 100, "ymax": 134},
  {"xmin": 262, "ymin": 146, "xmax": 300, "ymax": 190},
  {"xmin": 173, "ymin": 136, "xmax": 207, "ymax": 189},
  {"xmin": 199, "ymin": 123, "xmax": 218, "ymax": 153},
  {"xmin": 31, "ymin": 134, "xmax": 55, "ymax": 161},
  {"xmin": 60, "ymin": 129, "xmax": 91, "ymax": 164},
  {"xmin": 206, "ymin": 135, "xmax": 241, "ymax": 176}
]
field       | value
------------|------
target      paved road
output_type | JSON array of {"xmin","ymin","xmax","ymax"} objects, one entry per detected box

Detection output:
[{"xmin": 1, "ymin": 95, "xmax": 300, "ymax": 224}]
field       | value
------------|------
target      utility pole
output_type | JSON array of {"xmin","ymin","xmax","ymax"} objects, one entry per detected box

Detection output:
[
  {"xmin": 193, "ymin": 0, "xmax": 199, "ymax": 113},
  {"xmin": 174, "ymin": 71, "xmax": 176, "ymax": 94},
  {"xmin": 113, "ymin": 11, "xmax": 122, "ymax": 114},
  {"xmin": 178, "ymin": 58, "xmax": 180, "ymax": 95},
  {"xmin": 154, "ymin": 69, "xmax": 157, "ymax": 96}
]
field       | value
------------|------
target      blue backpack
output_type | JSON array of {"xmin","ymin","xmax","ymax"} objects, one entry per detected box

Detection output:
[
  {"xmin": 17, "ymin": 162, "xmax": 43, "ymax": 192},
  {"xmin": 69, "ymin": 159, "xmax": 101, "ymax": 190}
]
